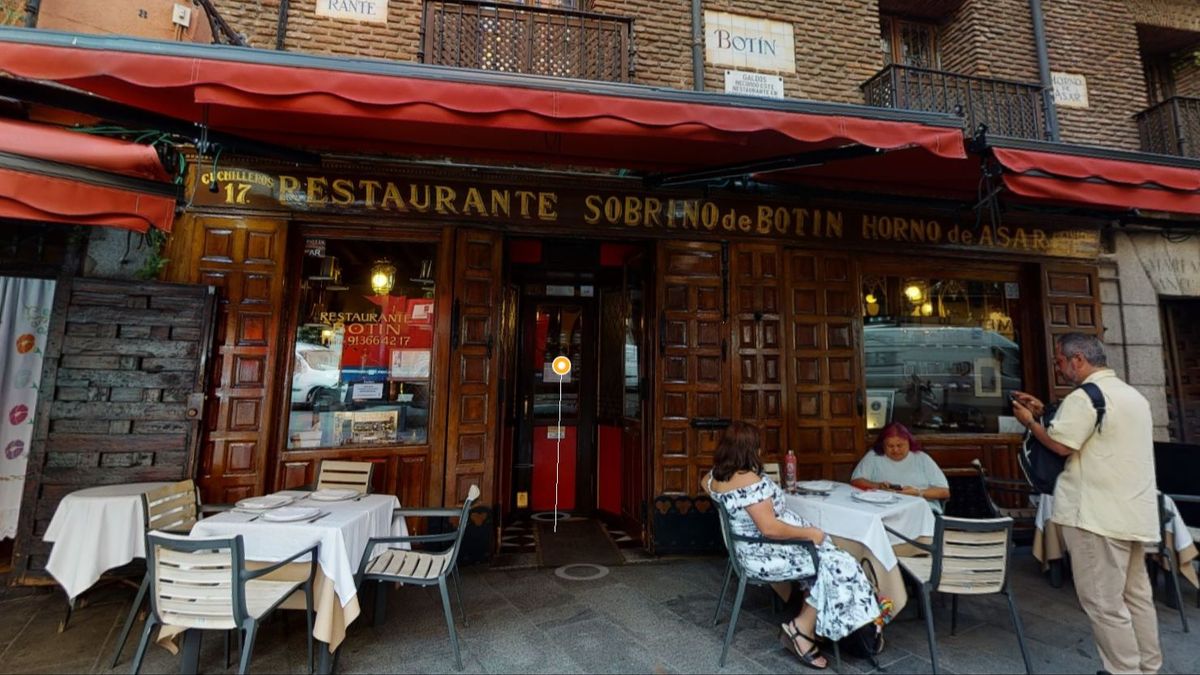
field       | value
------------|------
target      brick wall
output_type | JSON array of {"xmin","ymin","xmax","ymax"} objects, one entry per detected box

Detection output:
[
  {"xmin": 938, "ymin": 0, "xmax": 1038, "ymax": 82},
  {"xmin": 591, "ymin": 0, "xmax": 693, "ymax": 89},
  {"xmin": 1044, "ymin": 0, "xmax": 1145, "ymax": 150},
  {"xmin": 1173, "ymin": 52, "xmax": 1200, "ymax": 98}
]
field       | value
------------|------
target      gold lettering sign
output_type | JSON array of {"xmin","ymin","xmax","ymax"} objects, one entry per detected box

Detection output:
[{"xmin": 192, "ymin": 168, "xmax": 1101, "ymax": 259}]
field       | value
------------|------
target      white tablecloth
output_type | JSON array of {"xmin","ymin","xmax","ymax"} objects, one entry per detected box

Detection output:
[
  {"xmin": 784, "ymin": 483, "xmax": 936, "ymax": 570},
  {"xmin": 43, "ymin": 482, "xmax": 172, "ymax": 600},
  {"xmin": 191, "ymin": 492, "xmax": 405, "ymax": 607},
  {"xmin": 1035, "ymin": 493, "xmax": 1194, "ymax": 550}
]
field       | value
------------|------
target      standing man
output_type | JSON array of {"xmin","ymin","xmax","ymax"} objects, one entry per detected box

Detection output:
[{"xmin": 1013, "ymin": 333, "xmax": 1160, "ymax": 674}]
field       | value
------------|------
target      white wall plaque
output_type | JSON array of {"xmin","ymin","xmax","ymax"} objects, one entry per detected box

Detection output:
[
  {"xmin": 1052, "ymin": 72, "xmax": 1089, "ymax": 109},
  {"xmin": 315, "ymin": 0, "xmax": 388, "ymax": 24},
  {"xmin": 724, "ymin": 70, "xmax": 785, "ymax": 99},
  {"xmin": 705, "ymin": 11, "xmax": 796, "ymax": 73}
]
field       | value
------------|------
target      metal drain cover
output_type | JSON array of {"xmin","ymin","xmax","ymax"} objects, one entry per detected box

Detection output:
[
  {"xmin": 530, "ymin": 511, "xmax": 571, "ymax": 522},
  {"xmin": 554, "ymin": 563, "xmax": 610, "ymax": 581}
]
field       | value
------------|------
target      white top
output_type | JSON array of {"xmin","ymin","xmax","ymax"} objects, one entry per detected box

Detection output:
[
  {"xmin": 43, "ymin": 482, "xmax": 172, "ymax": 600},
  {"xmin": 849, "ymin": 451, "xmax": 949, "ymax": 513},
  {"xmin": 191, "ymin": 492, "xmax": 406, "ymax": 607},
  {"xmin": 1048, "ymin": 369, "xmax": 1158, "ymax": 542},
  {"xmin": 784, "ymin": 482, "xmax": 936, "ymax": 570}
]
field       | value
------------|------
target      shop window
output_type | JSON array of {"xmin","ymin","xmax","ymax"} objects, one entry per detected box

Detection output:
[
  {"xmin": 862, "ymin": 274, "xmax": 1023, "ymax": 434},
  {"xmin": 880, "ymin": 16, "xmax": 939, "ymax": 69},
  {"xmin": 287, "ymin": 239, "xmax": 437, "ymax": 450}
]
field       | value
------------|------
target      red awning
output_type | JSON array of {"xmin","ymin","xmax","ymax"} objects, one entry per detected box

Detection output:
[
  {"xmin": 994, "ymin": 146, "xmax": 1200, "ymax": 215},
  {"xmin": 0, "ymin": 33, "xmax": 966, "ymax": 174},
  {"xmin": 0, "ymin": 118, "xmax": 177, "ymax": 232}
]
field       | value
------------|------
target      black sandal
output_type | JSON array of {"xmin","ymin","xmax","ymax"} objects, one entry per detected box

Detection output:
[{"xmin": 780, "ymin": 620, "xmax": 828, "ymax": 670}]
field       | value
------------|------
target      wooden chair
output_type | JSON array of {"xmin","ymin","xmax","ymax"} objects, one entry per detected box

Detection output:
[
  {"xmin": 711, "ymin": 499, "xmax": 840, "ymax": 671},
  {"xmin": 129, "ymin": 532, "xmax": 317, "ymax": 675},
  {"xmin": 354, "ymin": 485, "xmax": 480, "ymax": 671},
  {"xmin": 888, "ymin": 515, "xmax": 1032, "ymax": 675},
  {"xmin": 111, "ymin": 479, "xmax": 230, "ymax": 667},
  {"xmin": 316, "ymin": 460, "xmax": 374, "ymax": 494}
]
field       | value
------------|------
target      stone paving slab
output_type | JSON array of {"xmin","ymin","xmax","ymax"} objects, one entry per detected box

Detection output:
[{"xmin": 2, "ymin": 548, "xmax": 1199, "ymax": 674}]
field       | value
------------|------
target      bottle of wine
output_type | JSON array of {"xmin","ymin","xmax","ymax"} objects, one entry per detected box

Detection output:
[{"xmin": 785, "ymin": 449, "xmax": 798, "ymax": 489}]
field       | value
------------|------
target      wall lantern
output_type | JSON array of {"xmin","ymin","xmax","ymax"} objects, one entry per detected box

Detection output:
[{"xmin": 369, "ymin": 259, "xmax": 397, "ymax": 295}]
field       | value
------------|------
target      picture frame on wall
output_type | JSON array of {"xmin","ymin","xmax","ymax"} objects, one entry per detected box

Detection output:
[
  {"xmin": 865, "ymin": 389, "xmax": 895, "ymax": 430},
  {"xmin": 974, "ymin": 356, "xmax": 1002, "ymax": 397}
]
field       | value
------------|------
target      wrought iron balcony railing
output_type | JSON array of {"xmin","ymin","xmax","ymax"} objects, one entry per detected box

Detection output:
[
  {"xmin": 862, "ymin": 64, "xmax": 1046, "ymax": 140},
  {"xmin": 421, "ymin": 0, "xmax": 634, "ymax": 83},
  {"xmin": 1136, "ymin": 97, "xmax": 1200, "ymax": 158}
]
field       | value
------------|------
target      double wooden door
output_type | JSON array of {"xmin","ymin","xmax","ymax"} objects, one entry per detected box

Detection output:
[{"xmin": 653, "ymin": 241, "xmax": 866, "ymax": 497}]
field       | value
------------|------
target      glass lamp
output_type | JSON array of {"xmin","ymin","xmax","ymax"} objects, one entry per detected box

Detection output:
[{"xmin": 369, "ymin": 259, "xmax": 396, "ymax": 295}]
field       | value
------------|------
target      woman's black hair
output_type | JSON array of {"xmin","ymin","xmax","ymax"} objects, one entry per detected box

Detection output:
[{"xmin": 711, "ymin": 421, "xmax": 762, "ymax": 481}]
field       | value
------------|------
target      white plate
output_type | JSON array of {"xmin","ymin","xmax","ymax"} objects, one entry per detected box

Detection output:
[
  {"xmin": 798, "ymin": 480, "xmax": 835, "ymax": 492},
  {"xmin": 851, "ymin": 490, "xmax": 898, "ymax": 504},
  {"xmin": 309, "ymin": 488, "xmax": 360, "ymax": 502},
  {"xmin": 235, "ymin": 494, "xmax": 294, "ymax": 511},
  {"xmin": 260, "ymin": 506, "xmax": 321, "ymax": 522}
]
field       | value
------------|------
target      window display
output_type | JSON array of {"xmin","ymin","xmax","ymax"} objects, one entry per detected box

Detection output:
[
  {"xmin": 862, "ymin": 275, "xmax": 1024, "ymax": 434},
  {"xmin": 287, "ymin": 239, "xmax": 437, "ymax": 449}
]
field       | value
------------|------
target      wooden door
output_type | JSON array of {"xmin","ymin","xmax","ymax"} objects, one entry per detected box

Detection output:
[
  {"xmin": 171, "ymin": 216, "xmax": 289, "ymax": 504},
  {"xmin": 654, "ymin": 241, "xmax": 728, "ymax": 496},
  {"xmin": 784, "ymin": 250, "xmax": 865, "ymax": 480},
  {"xmin": 731, "ymin": 243, "xmax": 786, "ymax": 460},
  {"xmin": 444, "ymin": 228, "xmax": 503, "ymax": 507},
  {"xmin": 1163, "ymin": 299, "xmax": 1200, "ymax": 443},
  {"xmin": 14, "ymin": 278, "xmax": 216, "ymax": 580},
  {"xmin": 1041, "ymin": 264, "xmax": 1102, "ymax": 402}
]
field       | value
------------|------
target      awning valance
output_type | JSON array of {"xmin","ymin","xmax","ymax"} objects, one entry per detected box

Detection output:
[
  {"xmin": 993, "ymin": 145, "xmax": 1200, "ymax": 216},
  {"xmin": 0, "ymin": 118, "xmax": 178, "ymax": 232},
  {"xmin": 0, "ymin": 28, "xmax": 966, "ymax": 174}
]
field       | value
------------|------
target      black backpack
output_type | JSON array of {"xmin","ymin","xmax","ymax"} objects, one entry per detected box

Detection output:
[{"xmin": 1019, "ymin": 382, "xmax": 1106, "ymax": 494}]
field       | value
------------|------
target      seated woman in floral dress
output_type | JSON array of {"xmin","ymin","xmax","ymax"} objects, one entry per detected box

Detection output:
[{"xmin": 704, "ymin": 422, "xmax": 881, "ymax": 670}]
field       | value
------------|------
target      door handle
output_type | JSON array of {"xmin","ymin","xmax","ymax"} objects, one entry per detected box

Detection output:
[
  {"xmin": 449, "ymin": 299, "xmax": 461, "ymax": 349},
  {"xmin": 856, "ymin": 390, "xmax": 865, "ymax": 417},
  {"xmin": 486, "ymin": 334, "xmax": 494, "ymax": 359},
  {"xmin": 658, "ymin": 313, "xmax": 666, "ymax": 356}
]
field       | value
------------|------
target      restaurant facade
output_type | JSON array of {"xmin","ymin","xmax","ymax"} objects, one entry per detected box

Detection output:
[{"xmin": 2, "ymin": 0, "xmax": 1200, "ymax": 576}]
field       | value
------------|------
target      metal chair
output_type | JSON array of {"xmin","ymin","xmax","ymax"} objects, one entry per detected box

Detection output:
[
  {"xmin": 1164, "ymin": 493, "xmax": 1200, "ymax": 609},
  {"xmin": 316, "ymin": 460, "xmax": 374, "ymax": 493},
  {"xmin": 129, "ymin": 532, "xmax": 317, "ymax": 675},
  {"xmin": 111, "ymin": 480, "xmax": 233, "ymax": 667},
  {"xmin": 1149, "ymin": 492, "xmax": 1189, "ymax": 631},
  {"xmin": 711, "ymin": 499, "xmax": 840, "ymax": 671},
  {"xmin": 354, "ymin": 485, "xmax": 480, "ymax": 671},
  {"xmin": 888, "ymin": 515, "xmax": 1032, "ymax": 675}
]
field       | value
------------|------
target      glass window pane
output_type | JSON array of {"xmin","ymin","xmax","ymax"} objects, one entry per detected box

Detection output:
[
  {"xmin": 863, "ymin": 275, "xmax": 1023, "ymax": 434},
  {"xmin": 287, "ymin": 239, "xmax": 437, "ymax": 449},
  {"xmin": 531, "ymin": 304, "xmax": 583, "ymax": 420}
]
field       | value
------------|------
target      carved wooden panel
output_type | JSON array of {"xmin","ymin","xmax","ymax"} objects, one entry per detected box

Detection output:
[
  {"xmin": 655, "ymin": 241, "xmax": 727, "ymax": 495},
  {"xmin": 445, "ymin": 229, "xmax": 502, "ymax": 506},
  {"xmin": 785, "ymin": 250, "xmax": 864, "ymax": 479},
  {"xmin": 184, "ymin": 217, "xmax": 288, "ymax": 504},
  {"xmin": 731, "ymin": 243, "xmax": 786, "ymax": 458},
  {"xmin": 14, "ymin": 278, "xmax": 215, "ymax": 578},
  {"xmin": 1042, "ymin": 264, "xmax": 1102, "ymax": 402}
]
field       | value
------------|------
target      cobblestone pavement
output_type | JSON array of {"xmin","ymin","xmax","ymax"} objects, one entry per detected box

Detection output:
[{"xmin": 2, "ymin": 547, "xmax": 1198, "ymax": 674}]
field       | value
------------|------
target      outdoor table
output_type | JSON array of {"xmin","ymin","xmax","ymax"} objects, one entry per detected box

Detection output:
[
  {"xmin": 42, "ymin": 481, "xmax": 172, "ymax": 601},
  {"xmin": 784, "ymin": 483, "xmax": 936, "ymax": 615},
  {"xmin": 1034, "ymin": 493, "xmax": 1198, "ymax": 587},
  {"xmin": 158, "ymin": 491, "xmax": 406, "ymax": 672}
]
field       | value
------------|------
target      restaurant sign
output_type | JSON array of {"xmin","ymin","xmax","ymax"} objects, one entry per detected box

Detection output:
[{"xmin": 194, "ymin": 168, "xmax": 1101, "ymax": 259}]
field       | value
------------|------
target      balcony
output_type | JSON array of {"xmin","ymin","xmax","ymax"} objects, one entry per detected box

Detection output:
[
  {"xmin": 421, "ymin": 0, "xmax": 634, "ymax": 83},
  {"xmin": 862, "ymin": 64, "xmax": 1046, "ymax": 140},
  {"xmin": 1136, "ymin": 97, "xmax": 1200, "ymax": 158}
]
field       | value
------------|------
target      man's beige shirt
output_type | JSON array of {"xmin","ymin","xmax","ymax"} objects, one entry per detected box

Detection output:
[{"xmin": 1048, "ymin": 369, "xmax": 1159, "ymax": 543}]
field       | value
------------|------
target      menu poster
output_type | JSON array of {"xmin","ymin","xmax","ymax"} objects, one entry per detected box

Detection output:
[{"xmin": 390, "ymin": 348, "xmax": 431, "ymax": 380}]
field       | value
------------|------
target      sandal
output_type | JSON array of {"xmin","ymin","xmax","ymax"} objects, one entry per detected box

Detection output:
[{"xmin": 780, "ymin": 620, "xmax": 828, "ymax": 670}]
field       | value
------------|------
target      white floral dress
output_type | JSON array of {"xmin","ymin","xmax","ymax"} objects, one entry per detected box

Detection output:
[{"xmin": 708, "ymin": 474, "xmax": 881, "ymax": 641}]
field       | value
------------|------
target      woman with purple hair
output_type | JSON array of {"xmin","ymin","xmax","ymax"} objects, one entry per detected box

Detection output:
[{"xmin": 850, "ymin": 422, "xmax": 950, "ymax": 513}]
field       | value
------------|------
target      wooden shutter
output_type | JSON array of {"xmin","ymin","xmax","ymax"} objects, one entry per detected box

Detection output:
[
  {"xmin": 1041, "ymin": 263, "xmax": 1102, "ymax": 401},
  {"xmin": 730, "ymin": 243, "xmax": 786, "ymax": 459},
  {"xmin": 784, "ymin": 250, "xmax": 864, "ymax": 480},
  {"xmin": 444, "ymin": 228, "xmax": 503, "ymax": 507},
  {"xmin": 14, "ymin": 278, "xmax": 216, "ymax": 579},
  {"xmin": 654, "ymin": 241, "xmax": 728, "ymax": 496}
]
